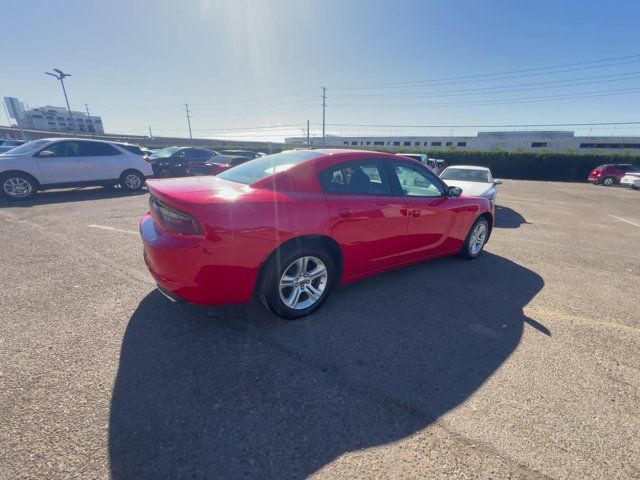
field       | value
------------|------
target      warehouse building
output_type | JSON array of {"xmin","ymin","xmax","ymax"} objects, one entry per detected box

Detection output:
[
  {"xmin": 3, "ymin": 96, "xmax": 104, "ymax": 134},
  {"xmin": 285, "ymin": 130, "xmax": 640, "ymax": 153}
]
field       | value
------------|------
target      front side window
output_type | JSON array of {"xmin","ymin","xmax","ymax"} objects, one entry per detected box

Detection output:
[
  {"xmin": 319, "ymin": 160, "xmax": 391, "ymax": 196},
  {"xmin": 43, "ymin": 141, "xmax": 81, "ymax": 157},
  {"xmin": 391, "ymin": 163, "xmax": 443, "ymax": 197}
]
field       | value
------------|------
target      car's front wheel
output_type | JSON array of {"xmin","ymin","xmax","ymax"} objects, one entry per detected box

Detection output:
[
  {"xmin": 1, "ymin": 173, "xmax": 37, "ymax": 201},
  {"xmin": 120, "ymin": 170, "xmax": 145, "ymax": 191},
  {"xmin": 260, "ymin": 245, "xmax": 335, "ymax": 319},
  {"xmin": 460, "ymin": 217, "xmax": 489, "ymax": 259}
]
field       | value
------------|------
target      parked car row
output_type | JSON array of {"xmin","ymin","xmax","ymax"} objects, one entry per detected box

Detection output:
[
  {"xmin": 0, "ymin": 138, "xmax": 267, "ymax": 200},
  {"xmin": 588, "ymin": 164, "xmax": 640, "ymax": 188}
]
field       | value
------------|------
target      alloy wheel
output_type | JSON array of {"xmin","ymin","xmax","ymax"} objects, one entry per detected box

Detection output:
[
  {"xmin": 279, "ymin": 256, "xmax": 328, "ymax": 310},
  {"xmin": 469, "ymin": 222, "xmax": 487, "ymax": 256},
  {"xmin": 3, "ymin": 177, "xmax": 33, "ymax": 199},
  {"xmin": 124, "ymin": 173, "xmax": 142, "ymax": 189}
]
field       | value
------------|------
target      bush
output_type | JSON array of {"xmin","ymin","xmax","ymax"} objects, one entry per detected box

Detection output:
[{"xmin": 391, "ymin": 150, "xmax": 640, "ymax": 181}]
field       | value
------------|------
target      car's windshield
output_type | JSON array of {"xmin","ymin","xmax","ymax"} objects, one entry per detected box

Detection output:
[
  {"xmin": 441, "ymin": 168, "xmax": 491, "ymax": 183},
  {"xmin": 217, "ymin": 150, "xmax": 324, "ymax": 185},
  {"xmin": 2, "ymin": 139, "xmax": 49, "ymax": 155},
  {"xmin": 150, "ymin": 147, "xmax": 180, "ymax": 159}
]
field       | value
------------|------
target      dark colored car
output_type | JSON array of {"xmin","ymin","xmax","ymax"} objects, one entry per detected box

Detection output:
[
  {"xmin": 588, "ymin": 164, "xmax": 639, "ymax": 186},
  {"xmin": 0, "ymin": 139, "xmax": 26, "ymax": 154},
  {"xmin": 218, "ymin": 149, "xmax": 264, "ymax": 159},
  {"xmin": 186, "ymin": 155, "xmax": 253, "ymax": 176},
  {"xmin": 146, "ymin": 147, "xmax": 219, "ymax": 177}
]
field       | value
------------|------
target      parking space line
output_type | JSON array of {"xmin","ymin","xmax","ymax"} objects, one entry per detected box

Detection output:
[
  {"xmin": 88, "ymin": 224, "xmax": 138, "ymax": 235},
  {"xmin": 609, "ymin": 215, "xmax": 640, "ymax": 228}
]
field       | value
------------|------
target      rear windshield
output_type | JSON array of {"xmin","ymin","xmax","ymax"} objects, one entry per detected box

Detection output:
[{"xmin": 217, "ymin": 150, "xmax": 324, "ymax": 185}]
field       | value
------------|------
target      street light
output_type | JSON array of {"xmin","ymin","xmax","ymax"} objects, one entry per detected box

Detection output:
[{"xmin": 45, "ymin": 68, "xmax": 74, "ymax": 131}]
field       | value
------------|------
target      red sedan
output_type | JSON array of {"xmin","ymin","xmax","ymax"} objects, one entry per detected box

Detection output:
[{"xmin": 140, "ymin": 150, "xmax": 494, "ymax": 319}]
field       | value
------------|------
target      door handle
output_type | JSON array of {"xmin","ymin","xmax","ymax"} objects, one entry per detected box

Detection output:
[
  {"xmin": 410, "ymin": 209, "xmax": 421, "ymax": 217},
  {"xmin": 338, "ymin": 208, "xmax": 354, "ymax": 218}
]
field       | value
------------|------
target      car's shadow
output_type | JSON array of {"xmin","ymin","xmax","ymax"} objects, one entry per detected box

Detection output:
[
  {"xmin": 109, "ymin": 252, "xmax": 546, "ymax": 479},
  {"xmin": 495, "ymin": 204, "xmax": 528, "ymax": 228},
  {"xmin": 0, "ymin": 187, "xmax": 147, "ymax": 208}
]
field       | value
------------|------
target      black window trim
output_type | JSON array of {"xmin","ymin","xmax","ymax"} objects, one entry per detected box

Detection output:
[
  {"xmin": 318, "ymin": 158, "xmax": 398, "ymax": 197},
  {"xmin": 383, "ymin": 158, "xmax": 448, "ymax": 198}
]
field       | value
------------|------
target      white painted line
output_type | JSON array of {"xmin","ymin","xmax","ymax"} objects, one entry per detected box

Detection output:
[
  {"xmin": 89, "ymin": 224, "xmax": 138, "ymax": 235},
  {"xmin": 609, "ymin": 215, "xmax": 640, "ymax": 228}
]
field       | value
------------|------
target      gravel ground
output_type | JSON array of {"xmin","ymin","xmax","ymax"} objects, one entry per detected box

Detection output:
[{"xmin": 1, "ymin": 180, "xmax": 638, "ymax": 479}]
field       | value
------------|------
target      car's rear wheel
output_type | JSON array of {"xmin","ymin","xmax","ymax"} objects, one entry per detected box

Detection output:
[
  {"xmin": 602, "ymin": 176, "xmax": 615, "ymax": 186},
  {"xmin": 120, "ymin": 170, "xmax": 145, "ymax": 191},
  {"xmin": 1, "ymin": 173, "xmax": 37, "ymax": 200},
  {"xmin": 260, "ymin": 245, "xmax": 335, "ymax": 319},
  {"xmin": 460, "ymin": 217, "xmax": 489, "ymax": 259}
]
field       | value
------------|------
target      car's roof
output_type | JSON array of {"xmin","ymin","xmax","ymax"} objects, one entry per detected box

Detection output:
[{"xmin": 443, "ymin": 165, "xmax": 490, "ymax": 171}]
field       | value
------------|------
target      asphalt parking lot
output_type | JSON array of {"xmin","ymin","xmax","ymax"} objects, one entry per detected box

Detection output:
[{"xmin": 1, "ymin": 180, "xmax": 639, "ymax": 479}]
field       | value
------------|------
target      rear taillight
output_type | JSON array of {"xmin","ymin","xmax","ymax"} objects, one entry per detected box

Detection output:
[
  {"xmin": 592, "ymin": 169, "xmax": 604, "ymax": 175},
  {"xmin": 149, "ymin": 196, "xmax": 202, "ymax": 235}
]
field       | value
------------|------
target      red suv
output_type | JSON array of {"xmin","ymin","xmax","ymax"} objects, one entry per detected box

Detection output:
[{"xmin": 588, "ymin": 164, "xmax": 639, "ymax": 186}]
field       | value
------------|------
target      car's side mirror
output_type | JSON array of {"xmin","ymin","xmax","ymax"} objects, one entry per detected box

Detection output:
[
  {"xmin": 38, "ymin": 150, "xmax": 54, "ymax": 157},
  {"xmin": 494, "ymin": 179, "xmax": 503, "ymax": 185},
  {"xmin": 447, "ymin": 186, "xmax": 463, "ymax": 197}
]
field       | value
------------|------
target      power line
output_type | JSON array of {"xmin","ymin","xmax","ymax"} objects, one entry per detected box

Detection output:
[
  {"xmin": 331, "ymin": 71, "xmax": 640, "ymax": 99},
  {"xmin": 330, "ymin": 86, "xmax": 640, "ymax": 109},
  {"xmin": 315, "ymin": 121, "xmax": 640, "ymax": 129},
  {"xmin": 331, "ymin": 54, "xmax": 640, "ymax": 90}
]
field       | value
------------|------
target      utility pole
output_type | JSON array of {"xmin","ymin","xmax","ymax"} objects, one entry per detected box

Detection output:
[
  {"xmin": 45, "ymin": 69, "xmax": 74, "ymax": 131},
  {"xmin": 148, "ymin": 126, "xmax": 153, "ymax": 139},
  {"xmin": 321, "ymin": 87, "xmax": 326, "ymax": 145},
  {"xmin": 25, "ymin": 103, "xmax": 34, "ymax": 129},
  {"xmin": 185, "ymin": 103, "xmax": 193, "ymax": 140},
  {"xmin": 307, "ymin": 119, "xmax": 310, "ymax": 148},
  {"xmin": 84, "ymin": 104, "xmax": 94, "ymax": 135}
]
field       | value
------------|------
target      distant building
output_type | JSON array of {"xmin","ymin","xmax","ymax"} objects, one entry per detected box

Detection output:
[
  {"xmin": 285, "ymin": 130, "xmax": 640, "ymax": 153},
  {"xmin": 3, "ymin": 96, "xmax": 104, "ymax": 134}
]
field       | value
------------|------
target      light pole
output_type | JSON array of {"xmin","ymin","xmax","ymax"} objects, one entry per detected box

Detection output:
[{"xmin": 45, "ymin": 69, "xmax": 74, "ymax": 131}]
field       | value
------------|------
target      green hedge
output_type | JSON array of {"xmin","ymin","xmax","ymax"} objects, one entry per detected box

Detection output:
[{"xmin": 390, "ymin": 150, "xmax": 640, "ymax": 181}]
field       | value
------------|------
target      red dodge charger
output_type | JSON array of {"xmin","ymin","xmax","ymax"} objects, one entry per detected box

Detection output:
[{"xmin": 140, "ymin": 149, "xmax": 494, "ymax": 319}]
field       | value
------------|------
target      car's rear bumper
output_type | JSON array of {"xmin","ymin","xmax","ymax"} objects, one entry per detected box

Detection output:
[{"xmin": 140, "ymin": 214, "xmax": 258, "ymax": 306}]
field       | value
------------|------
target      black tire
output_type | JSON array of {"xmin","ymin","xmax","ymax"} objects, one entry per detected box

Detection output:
[
  {"xmin": 460, "ymin": 217, "xmax": 490, "ymax": 260},
  {"xmin": 631, "ymin": 185, "xmax": 639, "ymax": 190},
  {"xmin": 119, "ymin": 170, "xmax": 145, "ymax": 191},
  {"xmin": 259, "ymin": 244, "xmax": 335, "ymax": 320},
  {"xmin": 158, "ymin": 168, "xmax": 172, "ymax": 178},
  {"xmin": 602, "ymin": 176, "xmax": 616, "ymax": 186},
  {"xmin": 0, "ymin": 172, "xmax": 38, "ymax": 201}
]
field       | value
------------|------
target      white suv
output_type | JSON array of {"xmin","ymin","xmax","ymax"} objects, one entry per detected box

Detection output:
[{"xmin": 0, "ymin": 138, "xmax": 153, "ymax": 200}]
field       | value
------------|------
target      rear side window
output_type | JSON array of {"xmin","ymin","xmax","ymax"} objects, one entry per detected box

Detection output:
[
  {"xmin": 319, "ymin": 160, "xmax": 392, "ymax": 196},
  {"xmin": 119, "ymin": 144, "xmax": 144, "ymax": 155},
  {"xmin": 187, "ymin": 149, "xmax": 213, "ymax": 161},
  {"xmin": 79, "ymin": 142, "xmax": 120, "ymax": 156}
]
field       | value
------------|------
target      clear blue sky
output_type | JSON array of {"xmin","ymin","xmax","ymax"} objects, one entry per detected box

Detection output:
[{"xmin": 2, "ymin": 0, "xmax": 640, "ymax": 141}]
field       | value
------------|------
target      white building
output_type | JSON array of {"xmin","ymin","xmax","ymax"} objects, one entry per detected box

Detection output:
[
  {"xmin": 285, "ymin": 130, "xmax": 640, "ymax": 153},
  {"xmin": 3, "ymin": 96, "xmax": 104, "ymax": 134}
]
